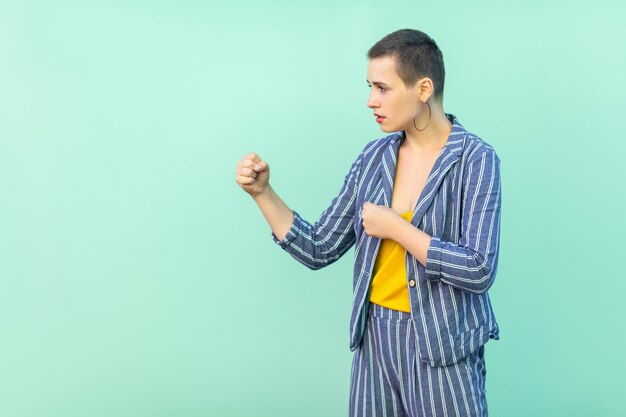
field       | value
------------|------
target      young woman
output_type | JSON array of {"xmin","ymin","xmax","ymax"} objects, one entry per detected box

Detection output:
[{"xmin": 235, "ymin": 28, "xmax": 501, "ymax": 417}]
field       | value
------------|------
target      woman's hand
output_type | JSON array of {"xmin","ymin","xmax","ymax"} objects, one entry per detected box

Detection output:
[
  {"xmin": 235, "ymin": 152, "xmax": 270, "ymax": 197},
  {"xmin": 361, "ymin": 202, "xmax": 403, "ymax": 240}
]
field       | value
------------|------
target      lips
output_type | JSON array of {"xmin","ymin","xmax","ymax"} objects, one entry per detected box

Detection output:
[{"xmin": 374, "ymin": 113, "xmax": 385, "ymax": 118}]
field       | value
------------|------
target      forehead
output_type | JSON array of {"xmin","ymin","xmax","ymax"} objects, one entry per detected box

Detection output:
[{"xmin": 367, "ymin": 55, "xmax": 400, "ymax": 84}]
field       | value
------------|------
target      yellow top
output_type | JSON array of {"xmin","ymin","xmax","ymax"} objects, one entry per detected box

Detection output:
[{"xmin": 368, "ymin": 211, "xmax": 413, "ymax": 312}]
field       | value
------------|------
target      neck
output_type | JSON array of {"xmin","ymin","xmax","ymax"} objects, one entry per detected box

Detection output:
[{"xmin": 402, "ymin": 103, "xmax": 453, "ymax": 154}]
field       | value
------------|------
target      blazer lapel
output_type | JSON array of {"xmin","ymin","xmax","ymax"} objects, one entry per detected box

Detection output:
[
  {"xmin": 372, "ymin": 114, "xmax": 467, "ymax": 225},
  {"xmin": 411, "ymin": 114, "xmax": 466, "ymax": 225},
  {"xmin": 380, "ymin": 134, "xmax": 403, "ymax": 207}
]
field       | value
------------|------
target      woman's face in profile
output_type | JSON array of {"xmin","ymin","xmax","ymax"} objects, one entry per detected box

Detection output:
[{"xmin": 367, "ymin": 55, "xmax": 422, "ymax": 133}]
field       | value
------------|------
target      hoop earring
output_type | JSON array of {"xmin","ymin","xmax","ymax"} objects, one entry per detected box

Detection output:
[{"xmin": 413, "ymin": 101, "xmax": 431, "ymax": 131}]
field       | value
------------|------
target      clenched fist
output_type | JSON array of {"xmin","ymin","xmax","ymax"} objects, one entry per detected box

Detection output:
[
  {"xmin": 361, "ymin": 202, "xmax": 402, "ymax": 240},
  {"xmin": 235, "ymin": 152, "xmax": 270, "ymax": 197}
]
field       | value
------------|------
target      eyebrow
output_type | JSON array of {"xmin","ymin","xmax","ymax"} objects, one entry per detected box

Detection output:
[{"xmin": 366, "ymin": 80, "xmax": 389, "ymax": 87}]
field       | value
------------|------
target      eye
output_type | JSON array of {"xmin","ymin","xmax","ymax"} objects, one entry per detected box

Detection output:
[{"xmin": 366, "ymin": 84, "xmax": 386, "ymax": 92}]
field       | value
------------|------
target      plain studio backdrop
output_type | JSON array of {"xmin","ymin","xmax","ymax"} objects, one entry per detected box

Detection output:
[{"xmin": 1, "ymin": 1, "xmax": 625, "ymax": 416}]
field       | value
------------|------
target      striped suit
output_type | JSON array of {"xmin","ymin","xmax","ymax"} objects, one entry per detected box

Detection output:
[{"xmin": 271, "ymin": 113, "xmax": 501, "ymax": 416}]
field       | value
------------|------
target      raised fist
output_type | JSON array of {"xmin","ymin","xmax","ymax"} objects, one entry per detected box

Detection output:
[{"xmin": 235, "ymin": 152, "xmax": 270, "ymax": 197}]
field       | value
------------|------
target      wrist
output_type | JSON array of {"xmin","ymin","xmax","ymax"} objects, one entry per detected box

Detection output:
[
  {"xmin": 387, "ymin": 213, "xmax": 405, "ymax": 241},
  {"xmin": 252, "ymin": 184, "xmax": 273, "ymax": 202}
]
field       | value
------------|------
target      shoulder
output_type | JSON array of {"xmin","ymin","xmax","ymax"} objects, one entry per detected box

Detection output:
[
  {"xmin": 460, "ymin": 134, "xmax": 501, "ymax": 186},
  {"xmin": 358, "ymin": 131, "xmax": 402, "ymax": 161},
  {"xmin": 345, "ymin": 132, "xmax": 400, "ymax": 185},
  {"xmin": 446, "ymin": 114, "xmax": 501, "ymax": 182},
  {"xmin": 445, "ymin": 113, "xmax": 500, "ymax": 167},
  {"xmin": 461, "ymin": 130, "xmax": 500, "ymax": 167}
]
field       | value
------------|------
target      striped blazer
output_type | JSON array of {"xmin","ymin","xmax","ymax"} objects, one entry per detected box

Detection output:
[{"xmin": 271, "ymin": 113, "xmax": 501, "ymax": 367}]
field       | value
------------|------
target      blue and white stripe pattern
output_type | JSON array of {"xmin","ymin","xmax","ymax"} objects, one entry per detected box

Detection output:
[
  {"xmin": 350, "ymin": 302, "xmax": 487, "ymax": 417},
  {"xmin": 272, "ymin": 113, "xmax": 501, "ymax": 367}
]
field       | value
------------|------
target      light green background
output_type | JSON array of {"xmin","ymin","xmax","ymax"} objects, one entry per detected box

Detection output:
[{"xmin": 1, "ymin": 1, "xmax": 625, "ymax": 416}]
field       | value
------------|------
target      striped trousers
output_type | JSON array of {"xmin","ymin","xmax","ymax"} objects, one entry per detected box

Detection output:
[{"xmin": 349, "ymin": 302, "xmax": 488, "ymax": 417}]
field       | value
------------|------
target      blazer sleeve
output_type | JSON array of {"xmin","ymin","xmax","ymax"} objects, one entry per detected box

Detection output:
[
  {"xmin": 270, "ymin": 150, "xmax": 363, "ymax": 270},
  {"xmin": 425, "ymin": 149, "xmax": 502, "ymax": 293}
]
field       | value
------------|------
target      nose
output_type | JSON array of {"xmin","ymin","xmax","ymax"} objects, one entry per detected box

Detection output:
[{"xmin": 367, "ymin": 94, "xmax": 379, "ymax": 109}]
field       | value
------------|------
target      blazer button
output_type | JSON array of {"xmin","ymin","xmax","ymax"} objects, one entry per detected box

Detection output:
[{"xmin": 409, "ymin": 279, "xmax": 416, "ymax": 288}]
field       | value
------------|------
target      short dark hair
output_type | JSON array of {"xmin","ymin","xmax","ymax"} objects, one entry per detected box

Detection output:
[{"xmin": 367, "ymin": 29, "xmax": 445, "ymax": 100}]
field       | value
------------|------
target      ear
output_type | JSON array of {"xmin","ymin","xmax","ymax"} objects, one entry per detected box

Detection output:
[{"xmin": 414, "ymin": 77, "xmax": 434, "ymax": 102}]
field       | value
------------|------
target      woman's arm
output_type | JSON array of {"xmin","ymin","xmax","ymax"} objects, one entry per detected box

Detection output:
[
  {"xmin": 253, "ymin": 184, "xmax": 295, "ymax": 242},
  {"xmin": 267, "ymin": 151, "xmax": 364, "ymax": 270},
  {"xmin": 238, "ymin": 149, "xmax": 362, "ymax": 270}
]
